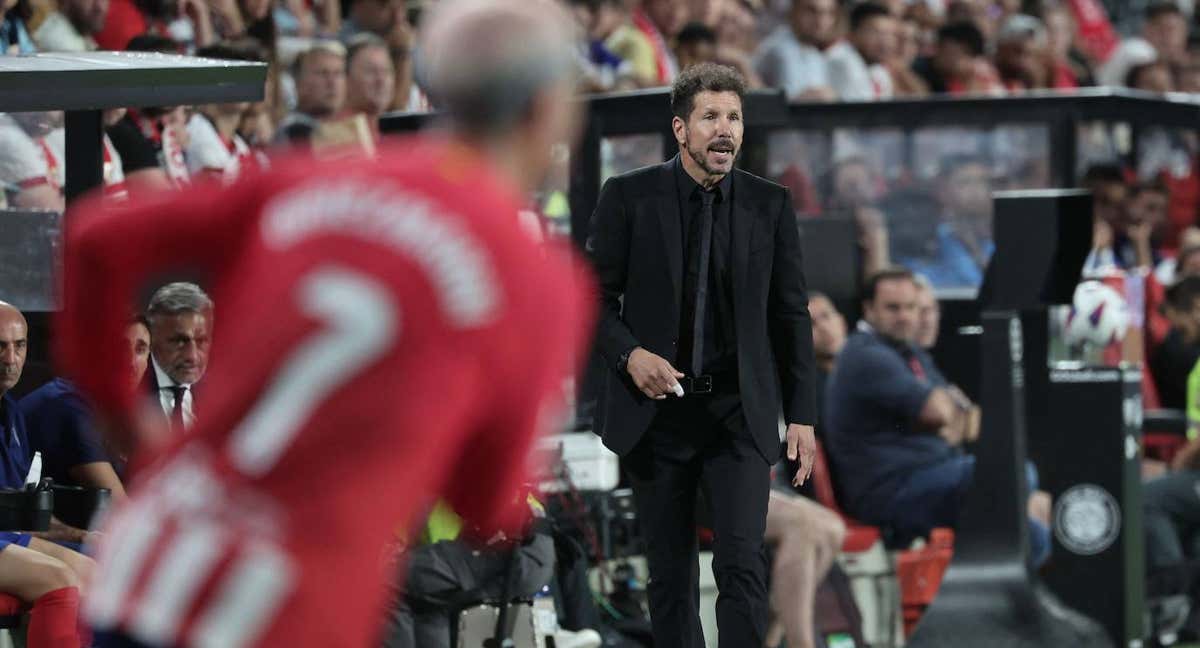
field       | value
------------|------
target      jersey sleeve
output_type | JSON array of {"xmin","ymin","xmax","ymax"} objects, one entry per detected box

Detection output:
[
  {"xmin": 56, "ymin": 179, "xmax": 256, "ymax": 445},
  {"xmin": 444, "ymin": 247, "xmax": 595, "ymax": 537}
]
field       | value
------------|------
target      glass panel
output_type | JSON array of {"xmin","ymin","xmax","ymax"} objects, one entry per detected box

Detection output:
[
  {"xmin": 1076, "ymin": 121, "xmax": 1132, "ymax": 179},
  {"xmin": 600, "ymin": 134, "xmax": 664, "ymax": 186},
  {"xmin": 0, "ymin": 112, "xmax": 65, "ymax": 311},
  {"xmin": 765, "ymin": 129, "xmax": 830, "ymax": 217},
  {"xmin": 0, "ymin": 210, "xmax": 61, "ymax": 312},
  {"xmin": 900, "ymin": 124, "xmax": 1049, "ymax": 294}
]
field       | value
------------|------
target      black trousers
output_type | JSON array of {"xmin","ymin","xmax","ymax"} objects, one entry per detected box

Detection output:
[{"xmin": 625, "ymin": 390, "xmax": 771, "ymax": 648}]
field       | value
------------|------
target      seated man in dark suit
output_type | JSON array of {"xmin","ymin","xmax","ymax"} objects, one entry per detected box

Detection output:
[
  {"xmin": 142, "ymin": 282, "xmax": 213, "ymax": 436},
  {"xmin": 825, "ymin": 268, "xmax": 1051, "ymax": 565},
  {"xmin": 20, "ymin": 315, "xmax": 149, "ymax": 496}
]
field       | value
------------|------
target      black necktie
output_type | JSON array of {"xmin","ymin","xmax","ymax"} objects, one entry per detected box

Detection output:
[
  {"xmin": 690, "ymin": 190, "xmax": 716, "ymax": 377},
  {"xmin": 168, "ymin": 385, "xmax": 187, "ymax": 432}
]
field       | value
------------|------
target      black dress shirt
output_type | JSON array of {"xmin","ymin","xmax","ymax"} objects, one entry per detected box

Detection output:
[{"xmin": 675, "ymin": 157, "xmax": 737, "ymax": 376}]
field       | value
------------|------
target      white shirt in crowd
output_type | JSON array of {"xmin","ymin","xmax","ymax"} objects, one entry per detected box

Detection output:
[
  {"xmin": 826, "ymin": 40, "xmax": 893, "ymax": 101},
  {"xmin": 152, "ymin": 356, "xmax": 197, "ymax": 430},
  {"xmin": 32, "ymin": 11, "xmax": 94, "ymax": 52},
  {"xmin": 185, "ymin": 112, "xmax": 254, "ymax": 184},
  {"xmin": 1096, "ymin": 37, "xmax": 1158, "ymax": 88},
  {"xmin": 753, "ymin": 24, "xmax": 831, "ymax": 99},
  {"xmin": 0, "ymin": 114, "xmax": 52, "ymax": 194}
]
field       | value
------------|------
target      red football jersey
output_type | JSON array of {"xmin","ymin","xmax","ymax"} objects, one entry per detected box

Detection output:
[{"xmin": 56, "ymin": 137, "xmax": 594, "ymax": 648}]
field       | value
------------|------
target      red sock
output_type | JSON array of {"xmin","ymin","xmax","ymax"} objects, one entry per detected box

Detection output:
[{"xmin": 27, "ymin": 587, "xmax": 81, "ymax": 648}]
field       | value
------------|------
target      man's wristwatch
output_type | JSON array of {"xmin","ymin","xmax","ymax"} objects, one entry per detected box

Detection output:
[{"xmin": 617, "ymin": 347, "xmax": 636, "ymax": 374}]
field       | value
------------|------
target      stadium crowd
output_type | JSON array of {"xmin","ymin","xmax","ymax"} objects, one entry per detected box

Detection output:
[{"xmin": 3, "ymin": 0, "xmax": 1200, "ymax": 210}]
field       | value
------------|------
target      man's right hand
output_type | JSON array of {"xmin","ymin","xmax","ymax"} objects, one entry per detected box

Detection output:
[{"xmin": 626, "ymin": 348, "xmax": 685, "ymax": 400}]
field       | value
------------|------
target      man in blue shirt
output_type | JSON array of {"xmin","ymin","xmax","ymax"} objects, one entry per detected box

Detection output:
[
  {"xmin": 0, "ymin": 301, "xmax": 94, "ymax": 644},
  {"xmin": 824, "ymin": 268, "xmax": 1051, "ymax": 564},
  {"xmin": 896, "ymin": 156, "xmax": 995, "ymax": 291},
  {"xmin": 19, "ymin": 316, "xmax": 147, "ymax": 497}
]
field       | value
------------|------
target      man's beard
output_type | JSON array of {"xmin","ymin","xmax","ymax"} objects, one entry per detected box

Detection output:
[{"xmin": 685, "ymin": 133, "xmax": 736, "ymax": 178}]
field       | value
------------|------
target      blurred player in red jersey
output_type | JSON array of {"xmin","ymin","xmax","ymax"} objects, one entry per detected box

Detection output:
[{"xmin": 54, "ymin": 1, "xmax": 593, "ymax": 646}]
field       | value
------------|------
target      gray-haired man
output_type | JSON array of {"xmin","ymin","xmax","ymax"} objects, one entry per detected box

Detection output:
[{"xmin": 144, "ymin": 282, "xmax": 212, "ymax": 433}]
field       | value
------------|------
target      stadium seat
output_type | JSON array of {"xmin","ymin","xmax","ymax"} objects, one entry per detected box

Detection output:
[
  {"xmin": 896, "ymin": 528, "xmax": 955, "ymax": 638},
  {"xmin": 811, "ymin": 440, "xmax": 955, "ymax": 641},
  {"xmin": 1144, "ymin": 433, "xmax": 1187, "ymax": 463}
]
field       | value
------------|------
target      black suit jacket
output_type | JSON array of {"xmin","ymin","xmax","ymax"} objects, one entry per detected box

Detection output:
[
  {"xmin": 587, "ymin": 156, "xmax": 817, "ymax": 461},
  {"xmin": 140, "ymin": 364, "xmax": 200, "ymax": 430}
]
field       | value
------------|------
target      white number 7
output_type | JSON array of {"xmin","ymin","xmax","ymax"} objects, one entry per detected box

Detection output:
[{"xmin": 228, "ymin": 266, "xmax": 397, "ymax": 477}]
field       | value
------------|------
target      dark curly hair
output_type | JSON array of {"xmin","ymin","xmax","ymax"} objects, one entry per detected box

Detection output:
[{"xmin": 670, "ymin": 63, "xmax": 745, "ymax": 121}]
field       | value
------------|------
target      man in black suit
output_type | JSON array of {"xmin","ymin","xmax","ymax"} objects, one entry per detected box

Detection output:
[
  {"xmin": 142, "ymin": 282, "xmax": 212, "ymax": 435},
  {"xmin": 586, "ymin": 63, "xmax": 817, "ymax": 647}
]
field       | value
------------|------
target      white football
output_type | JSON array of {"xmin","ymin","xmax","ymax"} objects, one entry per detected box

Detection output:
[{"xmin": 1063, "ymin": 281, "xmax": 1130, "ymax": 348}]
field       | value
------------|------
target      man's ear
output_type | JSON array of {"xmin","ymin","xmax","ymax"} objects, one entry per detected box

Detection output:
[{"xmin": 671, "ymin": 115, "xmax": 686, "ymax": 147}]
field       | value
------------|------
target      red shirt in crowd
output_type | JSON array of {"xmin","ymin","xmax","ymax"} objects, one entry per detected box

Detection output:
[{"xmin": 56, "ymin": 137, "xmax": 594, "ymax": 648}]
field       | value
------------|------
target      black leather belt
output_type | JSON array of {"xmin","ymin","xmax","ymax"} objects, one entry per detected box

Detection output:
[{"xmin": 679, "ymin": 375, "xmax": 714, "ymax": 395}]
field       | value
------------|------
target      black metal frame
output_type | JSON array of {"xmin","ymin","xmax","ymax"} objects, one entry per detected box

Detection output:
[{"xmin": 380, "ymin": 87, "xmax": 1200, "ymax": 250}]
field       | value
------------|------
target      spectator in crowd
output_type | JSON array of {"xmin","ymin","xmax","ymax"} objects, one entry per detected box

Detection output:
[
  {"xmin": 1121, "ymin": 180, "xmax": 1171, "ymax": 271},
  {"xmin": 810, "ymin": 291, "xmax": 848, "ymax": 382},
  {"xmin": 914, "ymin": 273, "xmax": 941, "ymax": 350},
  {"xmin": 275, "ymin": 0, "xmax": 340, "ymax": 38},
  {"xmin": 340, "ymin": 0, "xmax": 424, "ymax": 111},
  {"xmin": 342, "ymin": 33, "xmax": 394, "ymax": 138},
  {"xmin": 753, "ymin": 0, "xmax": 838, "ymax": 101},
  {"xmin": 633, "ymin": 0, "xmax": 686, "ymax": 85},
  {"xmin": 0, "ymin": 301, "xmax": 94, "ymax": 648},
  {"xmin": 144, "ymin": 282, "xmax": 212, "ymax": 436},
  {"xmin": 0, "ymin": 112, "xmax": 63, "ymax": 211},
  {"xmin": 107, "ymin": 39, "xmax": 192, "ymax": 188},
  {"xmin": 106, "ymin": 111, "xmax": 174, "ymax": 194},
  {"xmin": 565, "ymin": 0, "xmax": 636, "ymax": 92},
  {"xmin": 994, "ymin": 13, "xmax": 1051, "ymax": 91},
  {"xmin": 19, "ymin": 316, "xmax": 148, "ymax": 496},
  {"xmin": 338, "ymin": 0, "xmax": 400, "ymax": 43},
  {"xmin": 186, "ymin": 40, "xmax": 266, "ymax": 182},
  {"xmin": 824, "ymin": 268, "xmax": 1052, "ymax": 564},
  {"xmin": 31, "ymin": 0, "xmax": 107, "ymax": 51},
  {"xmin": 676, "ymin": 20, "xmax": 717, "ymax": 72},
  {"xmin": 827, "ymin": 1, "xmax": 897, "ymax": 100},
  {"xmin": 278, "ymin": 40, "xmax": 348, "ymax": 144},
  {"xmin": 1127, "ymin": 59, "xmax": 1175, "ymax": 92},
  {"xmin": 92, "ymin": 0, "xmax": 192, "ymax": 52},
  {"xmin": 674, "ymin": 20, "xmax": 763, "ymax": 87},
  {"xmin": 1151, "ymin": 276, "xmax": 1200, "ymax": 409},
  {"xmin": 1082, "ymin": 163, "xmax": 1130, "ymax": 276},
  {"xmin": 824, "ymin": 156, "xmax": 891, "ymax": 276},
  {"xmin": 1098, "ymin": 1, "xmax": 1188, "ymax": 87},
  {"xmin": 913, "ymin": 20, "xmax": 1001, "ymax": 95},
  {"xmin": 895, "ymin": 155, "xmax": 994, "ymax": 290},
  {"xmin": 774, "ymin": 291, "xmax": 847, "ymax": 499},
  {"xmin": 0, "ymin": 0, "xmax": 36, "ymax": 54},
  {"xmin": 888, "ymin": 17, "xmax": 931, "ymax": 97},
  {"xmin": 1040, "ymin": 0, "xmax": 1092, "ymax": 87},
  {"xmin": 587, "ymin": 0, "xmax": 658, "ymax": 87},
  {"xmin": 39, "ymin": 108, "xmax": 131, "ymax": 201}
]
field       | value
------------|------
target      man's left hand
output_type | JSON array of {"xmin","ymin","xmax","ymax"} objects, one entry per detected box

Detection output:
[{"xmin": 786, "ymin": 423, "xmax": 816, "ymax": 487}]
